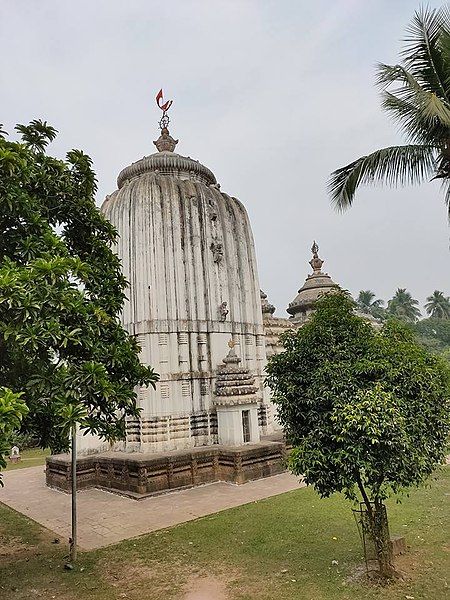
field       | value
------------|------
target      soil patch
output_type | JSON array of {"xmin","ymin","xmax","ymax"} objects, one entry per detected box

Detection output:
[
  {"xmin": 183, "ymin": 575, "xmax": 228, "ymax": 600},
  {"xmin": 100, "ymin": 558, "xmax": 185, "ymax": 598},
  {"xmin": 0, "ymin": 535, "xmax": 35, "ymax": 558}
]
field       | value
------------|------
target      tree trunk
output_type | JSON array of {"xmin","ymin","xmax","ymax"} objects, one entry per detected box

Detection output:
[
  {"xmin": 69, "ymin": 423, "xmax": 77, "ymax": 563},
  {"xmin": 369, "ymin": 500, "xmax": 395, "ymax": 578},
  {"xmin": 356, "ymin": 476, "xmax": 395, "ymax": 579}
]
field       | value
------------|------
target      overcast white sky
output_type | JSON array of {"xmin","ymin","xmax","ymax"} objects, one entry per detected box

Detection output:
[{"xmin": 1, "ymin": 0, "xmax": 448, "ymax": 316}]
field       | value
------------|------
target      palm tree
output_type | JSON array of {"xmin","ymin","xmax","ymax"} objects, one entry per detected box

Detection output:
[
  {"xmin": 328, "ymin": 6, "xmax": 450, "ymax": 217},
  {"xmin": 356, "ymin": 290, "xmax": 385, "ymax": 316},
  {"xmin": 387, "ymin": 288, "xmax": 421, "ymax": 322},
  {"xmin": 425, "ymin": 290, "xmax": 450, "ymax": 318}
]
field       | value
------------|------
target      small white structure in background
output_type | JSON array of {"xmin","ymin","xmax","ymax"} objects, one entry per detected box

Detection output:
[
  {"xmin": 9, "ymin": 445, "xmax": 21, "ymax": 463},
  {"xmin": 213, "ymin": 341, "xmax": 260, "ymax": 446}
]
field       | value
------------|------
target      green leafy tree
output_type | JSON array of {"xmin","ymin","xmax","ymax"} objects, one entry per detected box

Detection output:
[
  {"xmin": 0, "ymin": 120, "xmax": 158, "ymax": 453},
  {"xmin": 328, "ymin": 6, "xmax": 450, "ymax": 217},
  {"xmin": 266, "ymin": 293, "xmax": 450, "ymax": 579},
  {"xmin": 356, "ymin": 290, "xmax": 385, "ymax": 318},
  {"xmin": 0, "ymin": 387, "xmax": 28, "ymax": 486},
  {"xmin": 387, "ymin": 287, "xmax": 421, "ymax": 322},
  {"xmin": 412, "ymin": 316, "xmax": 450, "ymax": 361},
  {"xmin": 425, "ymin": 290, "xmax": 450, "ymax": 318}
]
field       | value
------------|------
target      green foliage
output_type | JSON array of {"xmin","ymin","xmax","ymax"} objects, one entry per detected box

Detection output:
[
  {"xmin": 328, "ymin": 6, "xmax": 450, "ymax": 216},
  {"xmin": 15, "ymin": 120, "xmax": 57, "ymax": 152},
  {"xmin": 266, "ymin": 293, "xmax": 450, "ymax": 505},
  {"xmin": 7, "ymin": 430, "xmax": 38, "ymax": 449},
  {"xmin": 356, "ymin": 289, "xmax": 385, "ymax": 319},
  {"xmin": 387, "ymin": 287, "xmax": 421, "ymax": 322},
  {"xmin": 412, "ymin": 316, "xmax": 450, "ymax": 357},
  {"xmin": 0, "ymin": 120, "xmax": 158, "ymax": 453},
  {"xmin": 424, "ymin": 290, "xmax": 450, "ymax": 318},
  {"xmin": 0, "ymin": 387, "xmax": 28, "ymax": 485}
]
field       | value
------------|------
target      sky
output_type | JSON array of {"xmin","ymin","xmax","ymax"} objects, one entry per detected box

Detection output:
[{"xmin": 1, "ymin": 0, "xmax": 448, "ymax": 316}]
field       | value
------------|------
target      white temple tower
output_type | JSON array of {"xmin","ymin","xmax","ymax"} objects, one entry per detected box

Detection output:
[{"xmin": 101, "ymin": 123, "xmax": 272, "ymax": 452}]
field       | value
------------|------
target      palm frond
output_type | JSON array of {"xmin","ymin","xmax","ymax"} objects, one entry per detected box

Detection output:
[
  {"xmin": 372, "ymin": 298, "xmax": 384, "ymax": 308},
  {"xmin": 387, "ymin": 288, "xmax": 421, "ymax": 321},
  {"xmin": 424, "ymin": 290, "xmax": 450, "ymax": 318},
  {"xmin": 438, "ymin": 27, "xmax": 450, "ymax": 93},
  {"xmin": 401, "ymin": 5, "xmax": 450, "ymax": 101},
  {"xmin": 377, "ymin": 63, "xmax": 450, "ymax": 129},
  {"xmin": 380, "ymin": 91, "xmax": 447, "ymax": 145},
  {"xmin": 442, "ymin": 179, "xmax": 450, "ymax": 220},
  {"xmin": 328, "ymin": 145, "xmax": 437, "ymax": 211}
]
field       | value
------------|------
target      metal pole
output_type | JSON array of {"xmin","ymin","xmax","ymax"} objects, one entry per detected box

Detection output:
[{"xmin": 70, "ymin": 423, "xmax": 77, "ymax": 563}]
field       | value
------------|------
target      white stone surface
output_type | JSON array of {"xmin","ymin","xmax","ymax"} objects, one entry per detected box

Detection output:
[{"xmin": 216, "ymin": 403, "xmax": 260, "ymax": 446}]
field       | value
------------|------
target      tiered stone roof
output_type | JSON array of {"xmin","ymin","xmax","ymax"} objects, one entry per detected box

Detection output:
[
  {"xmin": 287, "ymin": 241, "xmax": 339, "ymax": 320},
  {"xmin": 213, "ymin": 344, "xmax": 259, "ymax": 407}
]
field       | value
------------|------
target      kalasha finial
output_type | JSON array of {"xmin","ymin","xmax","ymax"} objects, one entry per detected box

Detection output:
[
  {"xmin": 153, "ymin": 89, "xmax": 178, "ymax": 152},
  {"xmin": 309, "ymin": 240, "xmax": 324, "ymax": 273}
]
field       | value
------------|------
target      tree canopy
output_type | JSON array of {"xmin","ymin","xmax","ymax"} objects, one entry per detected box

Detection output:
[
  {"xmin": 0, "ymin": 388, "xmax": 28, "ymax": 486},
  {"xmin": 425, "ymin": 290, "xmax": 450, "ymax": 318},
  {"xmin": 266, "ymin": 293, "xmax": 450, "ymax": 576},
  {"xmin": 387, "ymin": 287, "xmax": 421, "ymax": 322},
  {"xmin": 0, "ymin": 120, "xmax": 158, "ymax": 453},
  {"xmin": 328, "ymin": 6, "xmax": 450, "ymax": 217},
  {"xmin": 412, "ymin": 316, "xmax": 450, "ymax": 357},
  {"xmin": 356, "ymin": 290, "xmax": 385, "ymax": 318}
]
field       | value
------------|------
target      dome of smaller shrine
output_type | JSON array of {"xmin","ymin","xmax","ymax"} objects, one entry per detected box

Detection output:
[
  {"xmin": 213, "ymin": 344, "xmax": 259, "ymax": 407},
  {"xmin": 287, "ymin": 241, "xmax": 339, "ymax": 321}
]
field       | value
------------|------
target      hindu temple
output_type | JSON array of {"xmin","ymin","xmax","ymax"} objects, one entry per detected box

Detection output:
[{"xmin": 46, "ymin": 97, "xmax": 342, "ymax": 497}]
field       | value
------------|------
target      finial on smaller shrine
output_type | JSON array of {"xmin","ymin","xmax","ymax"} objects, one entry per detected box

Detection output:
[
  {"xmin": 223, "ymin": 339, "xmax": 240, "ymax": 365},
  {"xmin": 153, "ymin": 88, "xmax": 178, "ymax": 152},
  {"xmin": 309, "ymin": 240, "xmax": 324, "ymax": 273}
]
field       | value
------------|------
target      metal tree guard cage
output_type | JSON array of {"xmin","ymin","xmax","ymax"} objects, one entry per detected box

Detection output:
[{"xmin": 352, "ymin": 501, "xmax": 389, "ymax": 573}]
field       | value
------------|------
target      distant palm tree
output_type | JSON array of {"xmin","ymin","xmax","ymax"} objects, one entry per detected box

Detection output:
[
  {"xmin": 425, "ymin": 290, "xmax": 450, "ymax": 318},
  {"xmin": 387, "ymin": 288, "xmax": 421, "ymax": 322},
  {"xmin": 328, "ymin": 6, "xmax": 450, "ymax": 218},
  {"xmin": 356, "ymin": 290, "xmax": 384, "ymax": 316}
]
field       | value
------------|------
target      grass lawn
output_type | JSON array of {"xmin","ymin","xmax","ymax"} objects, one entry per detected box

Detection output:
[
  {"xmin": 0, "ymin": 466, "xmax": 449, "ymax": 600},
  {"xmin": 4, "ymin": 448, "xmax": 50, "ymax": 472}
]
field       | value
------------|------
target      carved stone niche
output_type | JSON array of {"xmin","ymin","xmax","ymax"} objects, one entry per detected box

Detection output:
[
  {"xmin": 218, "ymin": 301, "xmax": 228, "ymax": 321},
  {"xmin": 210, "ymin": 241, "xmax": 223, "ymax": 263}
]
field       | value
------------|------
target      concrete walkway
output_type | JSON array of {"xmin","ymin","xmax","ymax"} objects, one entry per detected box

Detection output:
[{"xmin": 0, "ymin": 466, "xmax": 302, "ymax": 550}]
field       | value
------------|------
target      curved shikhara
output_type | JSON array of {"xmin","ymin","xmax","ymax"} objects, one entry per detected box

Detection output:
[{"xmin": 97, "ymin": 154, "xmax": 275, "ymax": 453}]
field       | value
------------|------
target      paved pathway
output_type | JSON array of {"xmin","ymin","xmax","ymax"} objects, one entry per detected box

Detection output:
[{"xmin": 0, "ymin": 466, "xmax": 303, "ymax": 551}]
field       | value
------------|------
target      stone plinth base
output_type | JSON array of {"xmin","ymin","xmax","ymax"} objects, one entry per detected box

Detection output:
[{"xmin": 46, "ymin": 437, "xmax": 287, "ymax": 499}]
